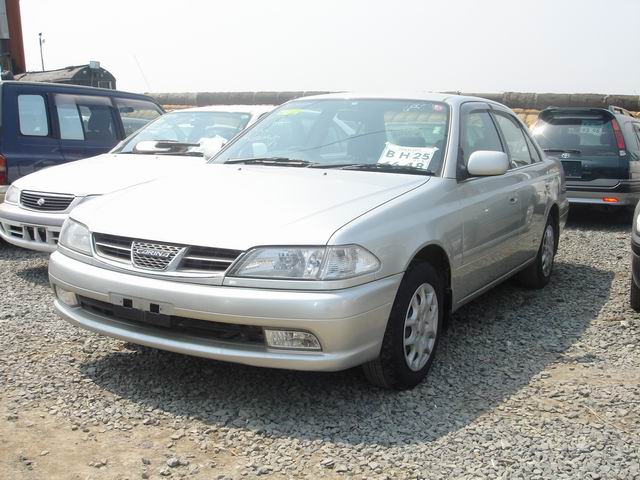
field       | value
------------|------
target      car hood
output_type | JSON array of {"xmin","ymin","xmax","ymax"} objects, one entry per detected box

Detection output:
[
  {"xmin": 72, "ymin": 164, "xmax": 429, "ymax": 249},
  {"xmin": 12, "ymin": 153, "xmax": 205, "ymax": 197}
]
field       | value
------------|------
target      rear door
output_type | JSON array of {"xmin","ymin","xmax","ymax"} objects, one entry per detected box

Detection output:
[
  {"xmin": 2, "ymin": 86, "xmax": 64, "ymax": 181},
  {"xmin": 492, "ymin": 109, "xmax": 549, "ymax": 264},
  {"xmin": 55, "ymin": 93, "xmax": 120, "ymax": 162}
]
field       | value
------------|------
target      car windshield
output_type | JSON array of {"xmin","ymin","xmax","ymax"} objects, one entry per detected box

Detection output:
[
  {"xmin": 211, "ymin": 99, "xmax": 450, "ymax": 174},
  {"xmin": 532, "ymin": 113, "xmax": 619, "ymax": 156},
  {"xmin": 114, "ymin": 110, "xmax": 252, "ymax": 156}
]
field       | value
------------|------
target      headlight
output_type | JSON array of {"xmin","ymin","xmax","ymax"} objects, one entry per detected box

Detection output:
[
  {"xmin": 59, "ymin": 219, "xmax": 92, "ymax": 255},
  {"xmin": 4, "ymin": 185, "xmax": 19, "ymax": 204},
  {"xmin": 636, "ymin": 214, "xmax": 640, "ymax": 234},
  {"xmin": 228, "ymin": 245, "xmax": 380, "ymax": 280}
]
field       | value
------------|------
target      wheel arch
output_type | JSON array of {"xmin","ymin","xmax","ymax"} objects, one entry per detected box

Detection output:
[{"xmin": 407, "ymin": 243, "xmax": 453, "ymax": 322}]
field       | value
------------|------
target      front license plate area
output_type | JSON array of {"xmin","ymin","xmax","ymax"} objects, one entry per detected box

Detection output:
[
  {"xmin": 561, "ymin": 160, "xmax": 582, "ymax": 179},
  {"xmin": 109, "ymin": 294, "xmax": 173, "ymax": 327}
]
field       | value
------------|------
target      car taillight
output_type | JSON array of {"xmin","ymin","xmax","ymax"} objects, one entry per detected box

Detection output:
[
  {"xmin": 611, "ymin": 119, "xmax": 626, "ymax": 155},
  {"xmin": 0, "ymin": 155, "xmax": 6, "ymax": 185}
]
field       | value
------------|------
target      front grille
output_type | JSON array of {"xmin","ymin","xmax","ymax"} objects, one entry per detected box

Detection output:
[
  {"xmin": 78, "ymin": 296, "xmax": 265, "ymax": 346},
  {"xmin": 20, "ymin": 191, "xmax": 74, "ymax": 211},
  {"xmin": 92, "ymin": 233, "xmax": 242, "ymax": 274},
  {"xmin": 0, "ymin": 220, "xmax": 60, "ymax": 245},
  {"xmin": 132, "ymin": 240, "xmax": 183, "ymax": 271}
]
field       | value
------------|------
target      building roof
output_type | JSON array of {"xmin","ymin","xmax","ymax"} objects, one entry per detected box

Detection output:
[{"xmin": 14, "ymin": 64, "xmax": 114, "ymax": 83}]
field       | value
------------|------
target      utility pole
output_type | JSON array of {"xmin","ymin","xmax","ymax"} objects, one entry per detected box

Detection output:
[{"xmin": 38, "ymin": 33, "xmax": 45, "ymax": 71}]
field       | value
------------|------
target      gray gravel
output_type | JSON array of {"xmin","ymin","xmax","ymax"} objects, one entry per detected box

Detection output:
[{"xmin": 1, "ymin": 206, "xmax": 639, "ymax": 479}]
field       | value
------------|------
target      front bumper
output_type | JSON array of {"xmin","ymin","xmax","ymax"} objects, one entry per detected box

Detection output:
[
  {"xmin": 0, "ymin": 201, "xmax": 67, "ymax": 252},
  {"xmin": 49, "ymin": 251, "xmax": 401, "ymax": 372},
  {"xmin": 567, "ymin": 180, "xmax": 640, "ymax": 206}
]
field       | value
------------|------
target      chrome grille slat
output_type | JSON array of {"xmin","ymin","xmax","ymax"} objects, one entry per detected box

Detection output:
[
  {"xmin": 181, "ymin": 255, "xmax": 234, "ymax": 264},
  {"xmin": 92, "ymin": 233, "xmax": 242, "ymax": 274},
  {"xmin": 94, "ymin": 241, "xmax": 130, "ymax": 252},
  {"xmin": 20, "ymin": 191, "xmax": 74, "ymax": 211}
]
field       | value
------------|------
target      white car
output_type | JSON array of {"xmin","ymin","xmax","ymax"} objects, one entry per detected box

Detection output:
[
  {"xmin": 0, "ymin": 105, "xmax": 273, "ymax": 252},
  {"xmin": 49, "ymin": 93, "xmax": 567, "ymax": 389}
]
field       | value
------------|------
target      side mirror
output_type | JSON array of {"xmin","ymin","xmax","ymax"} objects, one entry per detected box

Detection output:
[
  {"xmin": 133, "ymin": 140, "xmax": 198, "ymax": 155},
  {"xmin": 133, "ymin": 140, "xmax": 171, "ymax": 154},
  {"xmin": 200, "ymin": 137, "xmax": 226, "ymax": 158},
  {"xmin": 467, "ymin": 151, "xmax": 509, "ymax": 176}
]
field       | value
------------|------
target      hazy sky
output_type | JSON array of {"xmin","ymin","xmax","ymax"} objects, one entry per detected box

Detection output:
[{"xmin": 19, "ymin": 0, "xmax": 640, "ymax": 95}]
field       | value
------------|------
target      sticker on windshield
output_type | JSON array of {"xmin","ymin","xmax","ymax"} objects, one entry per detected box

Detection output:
[
  {"xmin": 580, "ymin": 121, "xmax": 603, "ymax": 136},
  {"xmin": 378, "ymin": 142, "xmax": 438, "ymax": 170}
]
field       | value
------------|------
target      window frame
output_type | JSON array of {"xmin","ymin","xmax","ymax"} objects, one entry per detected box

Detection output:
[
  {"xmin": 17, "ymin": 93, "xmax": 51, "ymax": 138},
  {"xmin": 114, "ymin": 97, "xmax": 163, "ymax": 138},
  {"xmin": 54, "ymin": 93, "xmax": 119, "ymax": 143},
  {"xmin": 491, "ymin": 110, "xmax": 537, "ymax": 169},
  {"xmin": 457, "ymin": 101, "xmax": 505, "ymax": 180}
]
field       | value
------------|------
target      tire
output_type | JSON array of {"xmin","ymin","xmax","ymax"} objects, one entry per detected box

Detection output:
[
  {"xmin": 517, "ymin": 215, "xmax": 556, "ymax": 289},
  {"xmin": 362, "ymin": 262, "xmax": 443, "ymax": 390},
  {"xmin": 630, "ymin": 277, "xmax": 640, "ymax": 311}
]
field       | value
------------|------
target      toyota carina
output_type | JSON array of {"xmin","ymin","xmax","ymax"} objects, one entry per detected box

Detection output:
[{"xmin": 49, "ymin": 93, "xmax": 568, "ymax": 389}]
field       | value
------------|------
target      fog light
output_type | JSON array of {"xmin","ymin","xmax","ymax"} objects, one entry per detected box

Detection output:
[
  {"xmin": 264, "ymin": 329, "xmax": 321, "ymax": 351},
  {"xmin": 55, "ymin": 286, "xmax": 78, "ymax": 307}
]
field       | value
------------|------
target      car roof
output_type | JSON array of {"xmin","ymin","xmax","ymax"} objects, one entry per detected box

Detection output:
[
  {"xmin": 0, "ymin": 80, "xmax": 157, "ymax": 101},
  {"xmin": 176, "ymin": 105, "xmax": 275, "ymax": 116},
  {"xmin": 292, "ymin": 91, "xmax": 509, "ymax": 109}
]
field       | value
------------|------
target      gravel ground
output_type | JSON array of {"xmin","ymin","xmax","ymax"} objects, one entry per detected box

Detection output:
[{"xmin": 1, "ymin": 206, "xmax": 639, "ymax": 480}]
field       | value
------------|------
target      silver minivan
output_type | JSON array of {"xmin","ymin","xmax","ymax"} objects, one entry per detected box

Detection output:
[{"xmin": 49, "ymin": 93, "xmax": 568, "ymax": 389}]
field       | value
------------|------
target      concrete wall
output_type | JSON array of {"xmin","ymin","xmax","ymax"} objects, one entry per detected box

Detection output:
[
  {"xmin": 151, "ymin": 91, "xmax": 640, "ymax": 128},
  {"xmin": 149, "ymin": 91, "xmax": 640, "ymax": 112}
]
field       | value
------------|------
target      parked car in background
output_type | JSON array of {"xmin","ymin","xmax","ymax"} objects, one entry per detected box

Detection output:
[
  {"xmin": 0, "ymin": 105, "xmax": 273, "ymax": 252},
  {"xmin": 532, "ymin": 106, "xmax": 640, "ymax": 207},
  {"xmin": 0, "ymin": 81, "xmax": 164, "ymax": 202},
  {"xmin": 49, "ymin": 93, "xmax": 567, "ymax": 389},
  {"xmin": 630, "ymin": 201, "xmax": 640, "ymax": 310}
]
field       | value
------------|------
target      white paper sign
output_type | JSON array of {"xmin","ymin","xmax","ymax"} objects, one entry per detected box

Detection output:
[
  {"xmin": 580, "ymin": 122, "xmax": 603, "ymax": 136},
  {"xmin": 378, "ymin": 142, "xmax": 438, "ymax": 170}
]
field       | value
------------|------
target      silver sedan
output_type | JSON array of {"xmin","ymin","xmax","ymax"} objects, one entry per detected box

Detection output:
[{"xmin": 49, "ymin": 93, "xmax": 568, "ymax": 389}]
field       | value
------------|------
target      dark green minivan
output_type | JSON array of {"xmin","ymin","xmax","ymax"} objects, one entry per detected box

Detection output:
[{"xmin": 532, "ymin": 106, "xmax": 640, "ymax": 207}]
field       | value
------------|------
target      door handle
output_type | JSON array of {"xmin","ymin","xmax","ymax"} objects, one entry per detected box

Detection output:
[{"xmin": 509, "ymin": 197, "xmax": 519, "ymax": 204}]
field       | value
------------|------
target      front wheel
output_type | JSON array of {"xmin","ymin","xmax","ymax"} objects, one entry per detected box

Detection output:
[
  {"xmin": 362, "ymin": 262, "xmax": 443, "ymax": 390},
  {"xmin": 517, "ymin": 216, "xmax": 556, "ymax": 289},
  {"xmin": 630, "ymin": 277, "xmax": 640, "ymax": 311}
]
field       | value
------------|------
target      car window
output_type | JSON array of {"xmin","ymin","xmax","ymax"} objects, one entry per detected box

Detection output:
[
  {"xmin": 632, "ymin": 124, "xmax": 640, "ymax": 152},
  {"xmin": 494, "ymin": 113, "xmax": 533, "ymax": 167},
  {"xmin": 115, "ymin": 98, "xmax": 162, "ymax": 137},
  {"xmin": 18, "ymin": 94, "xmax": 49, "ymax": 136},
  {"xmin": 532, "ymin": 112, "xmax": 619, "ymax": 156},
  {"xmin": 55, "ymin": 94, "xmax": 117, "ymax": 142},
  {"xmin": 459, "ymin": 110, "xmax": 503, "ymax": 166}
]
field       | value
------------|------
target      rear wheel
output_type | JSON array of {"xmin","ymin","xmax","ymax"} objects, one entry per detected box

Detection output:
[
  {"xmin": 362, "ymin": 262, "xmax": 443, "ymax": 390},
  {"xmin": 517, "ymin": 215, "xmax": 556, "ymax": 289},
  {"xmin": 630, "ymin": 277, "xmax": 640, "ymax": 311}
]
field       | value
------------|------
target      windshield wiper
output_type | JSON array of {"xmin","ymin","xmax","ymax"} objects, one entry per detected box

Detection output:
[
  {"xmin": 338, "ymin": 163, "xmax": 435, "ymax": 175},
  {"xmin": 224, "ymin": 157, "xmax": 316, "ymax": 167},
  {"xmin": 544, "ymin": 148, "xmax": 581, "ymax": 154}
]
